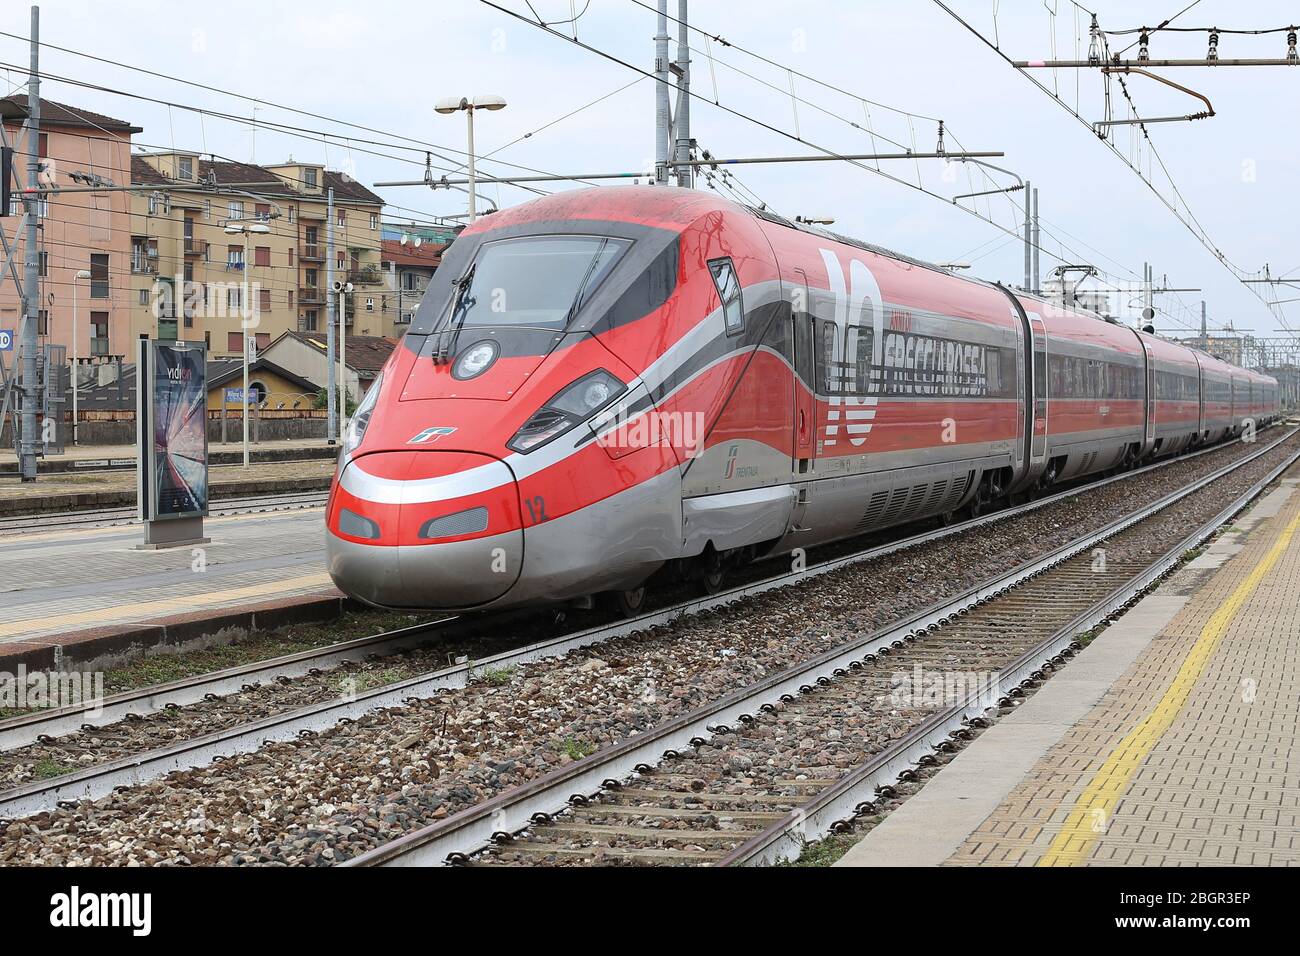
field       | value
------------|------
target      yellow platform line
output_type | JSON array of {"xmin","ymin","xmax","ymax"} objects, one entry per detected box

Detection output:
[
  {"xmin": 1037, "ymin": 508, "xmax": 1300, "ymax": 866},
  {"xmin": 0, "ymin": 572, "xmax": 334, "ymax": 641}
]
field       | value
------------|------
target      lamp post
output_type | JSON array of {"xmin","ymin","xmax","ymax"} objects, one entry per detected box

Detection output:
[
  {"xmin": 71, "ymin": 268, "xmax": 90, "ymax": 445},
  {"xmin": 434, "ymin": 95, "xmax": 507, "ymax": 223},
  {"xmin": 224, "ymin": 220, "xmax": 272, "ymax": 467},
  {"xmin": 332, "ymin": 279, "xmax": 353, "ymax": 432}
]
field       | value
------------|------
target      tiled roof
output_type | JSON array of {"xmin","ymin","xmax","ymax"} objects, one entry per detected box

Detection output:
[
  {"xmin": 381, "ymin": 238, "xmax": 445, "ymax": 268},
  {"xmin": 324, "ymin": 169, "xmax": 383, "ymax": 205},
  {"xmin": 128, "ymin": 154, "xmax": 383, "ymax": 206},
  {"xmin": 283, "ymin": 330, "xmax": 396, "ymax": 375},
  {"xmin": 207, "ymin": 358, "xmax": 320, "ymax": 392},
  {"xmin": 130, "ymin": 155, "xmax": 171, "ymax": 186},
  {"xmin": 200, "ymin": 159, "xmax": 297, "ymax": 196},
  {"xmin": 0, "ymin": 95, "xmax": 141, "ymax": 133}
]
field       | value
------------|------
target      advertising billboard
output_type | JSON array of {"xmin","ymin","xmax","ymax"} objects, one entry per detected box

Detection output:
[{"xmin": 137, "ymin": 340, "xmax": 208, "ymax": 521}]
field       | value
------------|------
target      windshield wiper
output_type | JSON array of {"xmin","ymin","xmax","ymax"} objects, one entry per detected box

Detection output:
[
  {"xmin": 561, "ymin": 238, "xmax": 610, "ymax": 328},
  {"xmin": 433, "ymin": 263, "xmax": 477, "ymax": 365}
]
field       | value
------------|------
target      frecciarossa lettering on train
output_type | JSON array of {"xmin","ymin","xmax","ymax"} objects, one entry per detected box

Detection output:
[{"xmin": 325, "ymin": 185, "xmax": 1280, "ymax": 614}]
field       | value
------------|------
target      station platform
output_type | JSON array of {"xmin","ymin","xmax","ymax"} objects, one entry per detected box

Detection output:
[
  {"xmin": 0, "ymin": 504, "xmax": 338, "ymax": 668},
  {"xmin": 839, "ymin": 466, "xmax": 1300, "ymax": 867}
]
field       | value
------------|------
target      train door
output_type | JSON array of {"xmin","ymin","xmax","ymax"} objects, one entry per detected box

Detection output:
[
  {"xmin": 791, "ymin": 268, "xmax": 815, "ymax": 473},
  {"xmin": 1196, "ymin": 356, "xmax": 1205, "ymax": 438},
  {"xmin": 1144, "ymin": 347, "xmax": 1157, "ymax": 449},
  {"xmin": 1029, "ymin": 314, "xmax": 1049, "ymax": 467}
]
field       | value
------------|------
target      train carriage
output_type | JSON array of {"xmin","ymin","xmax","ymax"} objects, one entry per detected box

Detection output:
[{"xmin": 326, "ymin": 186, "xmax": 1280, "ymax": 613}]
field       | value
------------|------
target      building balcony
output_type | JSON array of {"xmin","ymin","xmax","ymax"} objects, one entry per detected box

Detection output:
[
  {"xmin": 300, "ymin": 244, "xmax": 326, "ymax": 262},
  {"xmin": 299, "ymin": 286, "xmax": 324, "ymax": 305},
  {"xmin": 131, "ymin": 260, "xmax": 158, "ymax": 275},
  {"xmin": 184, "ymin": 238, "xmax": 203, "ymax": 256},
  {"xmin": 90, "ymin": 338, "xmax": 110, "ymax": 357},
  {"xmin": 348, "ymin": 267, "xmax": 384, "ymax": 285}
]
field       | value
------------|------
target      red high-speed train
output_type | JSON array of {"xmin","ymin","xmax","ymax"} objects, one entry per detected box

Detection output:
[{"xmin": 326, "ymin": 186, "xmax": 1280, "ymax": 613}]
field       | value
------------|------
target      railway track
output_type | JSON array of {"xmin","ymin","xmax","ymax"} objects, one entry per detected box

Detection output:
[
  {"xmin": 0, "ymin": 427, "xmax": 1293, "ymax": 849},
  {"xmin": 342, "ymin": 431, "xmax": 1300, "ymax": 867},
  {"xmin": 0, "ymin": 490, "xmax": 329, "ymax": 535}
]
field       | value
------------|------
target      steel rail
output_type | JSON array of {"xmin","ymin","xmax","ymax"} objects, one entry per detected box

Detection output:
[
  {"xmin": 0, "ymin": 429, "xmax": 1291, "ymax": 822},
  {"xmin": 717, "ymin": 442, "xmax": 1300, "ymax": 866},
  {"xmin": 343, "ymin": 430, "xmax": 1299, "ymax": 867},
  {"xmin": 0, "ymin": 616, "xmax": 454, "ymax": 753}
]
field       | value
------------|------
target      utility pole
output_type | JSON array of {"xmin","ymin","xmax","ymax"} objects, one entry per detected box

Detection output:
[
  {"xmin": 1023, "ymin": 178, "xmax": 1032, "ymax": 292},
  {"xmin": 673, "ymin": 0, "xmax": 692, "ymax": 188},
  {"xmin": 1031, "ymin": 186, "xmax": 1040, "ymax": 295},
  {"xmin": 654, "ymin": 0, "xmax": 671, "ymax": 184},
  {"xmin": 1200, "ymin": 301, "xmax": 1208, "ymax": 350},
  {"xmin": 18, "ymin": 5, "xmax": 40, "ymax": 482},
  {"xmin": 325, "ymin": 186, "xmax": 337, "ymax": 445}
]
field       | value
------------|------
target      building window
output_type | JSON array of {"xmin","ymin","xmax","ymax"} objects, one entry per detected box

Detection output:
[
  {"xmin": 227, "ymin": 331, "xmax": 243, "ymax": 354},
  {"xmin": 259, "ymin": 288, "xmax": 272, "ymax": 313},
  {"xmin": 289, "ymin": 291, "xmax": 294, "ymax": 308},
  {"xmin": 337, "ymin": 209, "xmax": 345, "ymax": 226},
  {"xmin": 304, "ymin": 309, "xmax": 318, "ymax": 331},
  {"xmin": 148, "ymin": 193, "xmax": 160, "ymax": 216},
  {"xmin": 288, "ymin": 247, "xmax": 294, "ymax": 266},
  {"xmin": 255, "ymin": 203, "xmax": 270, "ymax": 221},
  {"xmin": 179, "ymin": 155, "xmax": 193, "ymax": 179},
  {"xmin": 303, "ymin": 168, "xmax": 318, "ymax": 188},
  {"xmin": 90, "ymin": 254, "xmax": 110, "ymax": 298},
  {"xmin": 37, "ymin": 309, "xmax": 48, "ymax": 335},
  {"xmin": 369, "ymin": 213, "xmax": 378, "ymax": 230},
  {"xmin": 228, "ymin": 200, "xmax": 244, "ymax": 221},
  {"xmin": 365, "ymin": 297, "xmax": 374, "ymax": 312},
  {"xmin": 91, "ymin": 312, "xmax": 109, "ymax": 355},
  {"xmin": 256, "ymin": 332, "xmax": 270, "ymax": 350},
  {"xmin": 204, "ymin": 199, "xmax": 211, "ymax": 220},
  {"xmin": 139, "ymin": 289, "xmax": 148, "ymax": 306},
  {"xmin": 227, "ymin": 287, "xmax": 243, "ymax": 311},
  {"xmin": 37, "ymin": 250, "xmax": 47, "ymax": 277},
  {"xmin": 37, "ymin": 132, "xmax": 48, "ymax": 158},
  {"xmin": 159, "ymin": 318, "xmax": 178, "ymax": 340},
  {"xmin": 254, "ymin": 246, "xmax": 271, "ymax": 267},
  {"xmin": 288, "ymin": 205, "xmax": 296, "ymax": 223},
  {"xmin": 227, "ymin": 245, "xmax": 244, "ymax": 269}
]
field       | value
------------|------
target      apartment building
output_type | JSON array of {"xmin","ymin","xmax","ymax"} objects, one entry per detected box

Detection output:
[
  {"xmin": 128, "ymin": 152, "xmax": 388, "ymax": 356},
  {"xmin": 0, "ymin": 95, "xmax": 139, "ymax": 363},
  {"xmin": 380, "ymin": 236, "xmax": 444, "ymax": 326}
]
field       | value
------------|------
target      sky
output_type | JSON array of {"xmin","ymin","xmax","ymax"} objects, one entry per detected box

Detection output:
[{"xmin": 3, "ymin": 0, "xmax": 1297, "ymax": 339}]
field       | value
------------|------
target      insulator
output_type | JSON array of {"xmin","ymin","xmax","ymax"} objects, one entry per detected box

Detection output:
[
  {"xmin": 1208, "ymin": 30, "xmax": 1219, "ymax": 61},
  {"xmin": 1289, "ymin": 30, "xmax": 1298, "ymax": 62},
  {"xmin": 1139, "ymin": 29, "xmax": 1150, "ymax": 61}
]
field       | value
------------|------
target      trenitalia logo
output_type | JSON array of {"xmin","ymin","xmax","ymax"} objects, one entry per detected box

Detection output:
[{"xmin": 407, "ymin": 427, "xmax": 458, "ymax": 444}]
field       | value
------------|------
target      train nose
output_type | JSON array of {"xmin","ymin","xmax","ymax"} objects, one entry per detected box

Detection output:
[{"xmin": 326, "ymin": 450, "xmax": 524, "ymax": 609}]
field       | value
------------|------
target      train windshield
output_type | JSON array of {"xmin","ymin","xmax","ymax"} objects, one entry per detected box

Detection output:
[{"xmin": 446, "ymin": 235, "xmax": 631, "ymax": 331}]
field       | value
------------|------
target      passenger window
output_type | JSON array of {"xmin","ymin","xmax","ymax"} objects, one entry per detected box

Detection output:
[{"xmin": 708, "ymin": 258, "xmax": 744, "ymax": 335}]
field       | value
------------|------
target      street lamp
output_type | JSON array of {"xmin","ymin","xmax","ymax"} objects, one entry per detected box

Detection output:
[
  {"xmin": 71, "ymin": 268, "xmax": 90, "ymax": 446},
  {"xmin": 224, "ymin": 220, "xmax": 272, "ymax": 467},
  {"xmin": 331, "ymin": 279, "xmax": 354, "ymax": 430},
  {"xmin": 434, "ymin": 95, "xmax": 507, "ymax": 223}
]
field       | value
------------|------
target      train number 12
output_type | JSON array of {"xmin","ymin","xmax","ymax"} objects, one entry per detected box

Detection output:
[{"xmin": 524, "ymin": 495, "xmax": 549, "ymax": 524}]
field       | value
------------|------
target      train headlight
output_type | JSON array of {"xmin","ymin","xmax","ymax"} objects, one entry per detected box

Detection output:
[
  {"xmin": 452, "ymin": 340, "xmax": 499, "ymax": 380},
  {"xmin": 507, "ymin": 369, "xmax": 625, "ymax": 454},
  {"xmin": 343, "ymin": 371, "xmax": 383, "ymax": 454}
]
